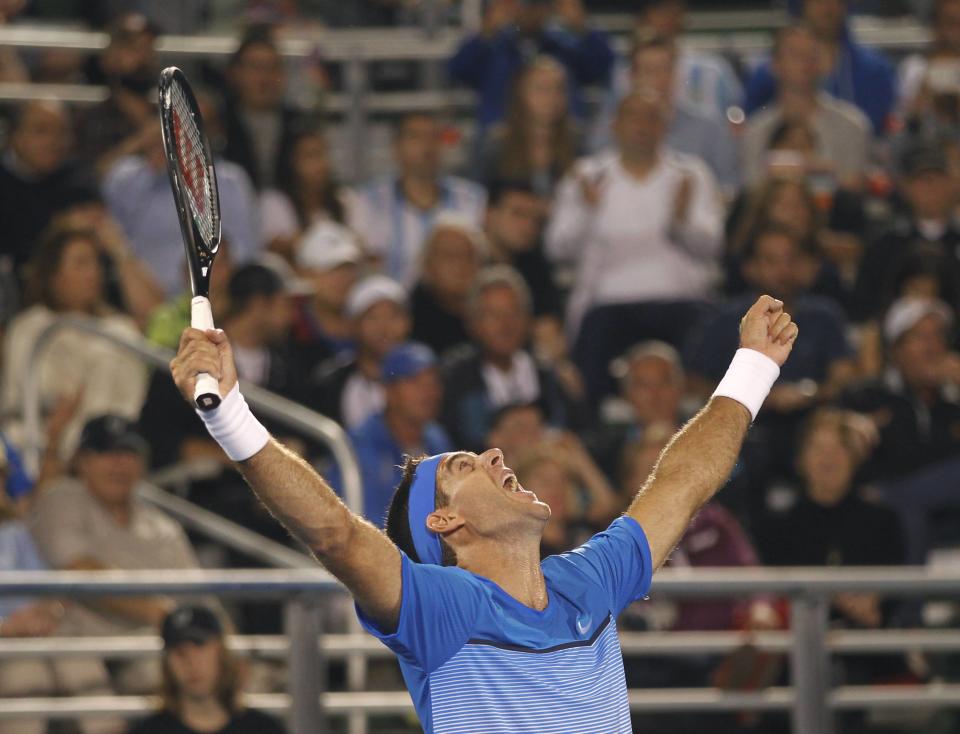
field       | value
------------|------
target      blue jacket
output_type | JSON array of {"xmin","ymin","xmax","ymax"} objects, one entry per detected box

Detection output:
[
  {"xmin": 448, "ymin": 25, "xmax": 613, "ymax": 129},
  {"xmin": 744, "ymin": 25, "xmax": 896, "ymax": 134}
]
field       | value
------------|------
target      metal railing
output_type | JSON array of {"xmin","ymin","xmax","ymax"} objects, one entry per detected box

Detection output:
[{"xmin": 1, "ymin": 566, "xmax": 960, "ymax": 734}]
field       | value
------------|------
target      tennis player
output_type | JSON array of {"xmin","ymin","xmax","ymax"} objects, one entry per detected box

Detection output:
[{"xmin": 170, "ymin": 294, "xmax": 797, "ymax": 733}]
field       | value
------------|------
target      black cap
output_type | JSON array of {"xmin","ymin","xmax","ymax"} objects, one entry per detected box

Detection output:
[
  {"xmin": 900, "ymin": 138, "xmax": 949, "ymax": 176},
  {"xmin": 77, "ymin": 415, "xmax": 148, "ymax": 457},
  {"xmin": 161, "ymin": 605, "xmax": 224, "ymax": 648}
]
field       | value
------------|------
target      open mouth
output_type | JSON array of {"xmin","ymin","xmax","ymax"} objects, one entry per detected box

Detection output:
[{"xmin": 501, "ymin": 471, "xmax": 538, "ymax": 501}]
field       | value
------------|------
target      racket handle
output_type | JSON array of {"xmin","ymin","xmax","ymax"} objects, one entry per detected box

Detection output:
[{"xmin": 191, "ymin": 296, "xmax": 222, "ymax": 411}]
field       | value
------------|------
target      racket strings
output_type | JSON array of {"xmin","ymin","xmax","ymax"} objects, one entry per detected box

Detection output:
[{"xmin": 171, "ymin": 83, "xmax": 218, "ymax": 246}]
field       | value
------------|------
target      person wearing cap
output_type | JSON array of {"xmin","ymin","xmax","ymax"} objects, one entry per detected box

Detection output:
[
  {"xmin": 331, "ymin": 342, "xmax": 451, "ymax": 528},
  {"xmin": 853, "ymin": 136, "xmax": 960, "ymax": 323},
  {"xmin": 291, "ymin": 219, "xmax": 364, "ymax": 367},
  {"xmin": 303, "ymin": 274, "xmax": 411, "ymax": 429},
  {"xmin": 28, "ymin": 415, "xmax": 203, "ymax": 694},
  {"xmin": 171, "ymin": 293, "xmax": 797, "ymax": 733},
  {"xmin": 128, "ymin": 605, "xmax": 285, "ymax": 734}
]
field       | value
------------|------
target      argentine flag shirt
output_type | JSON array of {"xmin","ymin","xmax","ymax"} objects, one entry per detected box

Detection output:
[{"xmin": 357, "ymin": 516, "xmax": 653, "ymax": 733}]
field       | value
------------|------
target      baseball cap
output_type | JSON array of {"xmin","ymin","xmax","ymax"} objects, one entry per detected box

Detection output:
[
  {"xmin": 883, "ymin": 296, "xmax": 954, "ymax": 345},
  {"xmin": 296, "ymin": 221, "xmax": 362, "ymax": 272},
  {"xmin": 161, "ymin": 605, "xmax": 224, "ymax": 648},
  {"xmin": 346, "ymin": 275, "xmax": 408, "ymax": 319},
  {"xmin": 77, "ymin": 415, "xmax": 148, "ymax": 457},
  {"xmin": 382, "ymin": 343, "xmax": 437, "ymax": 384},
  {"xmin": 899, "ymin": 139, "xmax": 949, "ymax": 177}
]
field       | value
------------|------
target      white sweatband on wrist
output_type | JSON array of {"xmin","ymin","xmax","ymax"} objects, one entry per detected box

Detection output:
[
  {"xmin": 712, "ymin": 348, "xmax": 780, "ymax": 422},
  {"xmin": 196, "ymin": 384, "xmax": 270, "ymax": 461}
]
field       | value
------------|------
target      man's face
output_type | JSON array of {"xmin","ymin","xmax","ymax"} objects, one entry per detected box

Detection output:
[
  {"xmin": 255, "ymin": 293, "xmax": 293, "ymax": 343},
  {"xmin": 773, "ymin": 29, "xmax": 820, "ymax": 92},
  {"xmin": 11, "ymin": 103, "xmax": 70, "ymax": 175},
  {"xmin": 304, "ymin": 263, "xmax": 359, "ymax": 310},
  {"xmin": 799, "ymin": 425, "xmax": 855, "ymax": 506},
  {"xmin": 624, "ymin": 356, "xmax": 682, "ymax": 426},
  {"xmin": 166, "ymin": 639, "xmax": 222, "ymax": 702},
  {"xmin": 470, "ymin": 285, "xmax": 530, "ymax": 361},
  {"xmin": 803, "ymin": 0, "xmax": 847, "ymax": 41},
  {"xmin": 486, "ymin": 405, "xmax": 546, "ymax": 464},
  {"xmin": 639, "ymin": 0, "xmax": 686, "ymax": 38},
  {"xmin": 231, "ymin": 43, "xmax": 285, "ymax": 111},
  {"xmin": 356, "ymin": 300, "xmax": 411, "ymax": 360},
  {"xmin": 423, "ymin": 228, "xmax": 482, "ymax": 298},
  {"xmin": 631, "ymin": 47, "xmax": 676, "ymax": 101},
  {"xmin": 892, "ymin": 314, "xmax": 951, "ymax": 388},
  {"xmin": 614, "ymin": 95, "xmax": 667, "ymax": 157},
  {"xmin": 902, "ymin": 169, "xmax": 956, "ymax": 221},
  {"xmin": 395, "ymin": 116, "xmax": 441, "ymax": 179},
  {"xmin": 77, "ymin": 451, "xmax": 144, "ymax": 510},
  {"xmin": 387, "ymin": 367, "xmax": 443, "ymax": 426},
  {"xmin": 744, "ymin": 232, "xmax": 803, "ymax": 301},
  {"xmin": 486, "ymin": 191, "xmax": 543, "ymax": 254}
]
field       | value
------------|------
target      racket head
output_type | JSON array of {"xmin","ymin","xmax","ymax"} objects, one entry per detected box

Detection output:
[{"xmin": 158, "ymin": 66, "xmax": 222, "ymax": 298}]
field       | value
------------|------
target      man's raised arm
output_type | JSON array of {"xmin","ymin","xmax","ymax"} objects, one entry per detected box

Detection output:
[
  {"xmin": 170, "ymin": 328, "xmax": 402, "ymax": 631},
  {"xmin": 628, "ymin": 295, "xmax": 798, "ymax": 569}
]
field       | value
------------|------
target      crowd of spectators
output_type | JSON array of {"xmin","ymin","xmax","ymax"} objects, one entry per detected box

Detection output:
[{"xmin": 2, "ymin": 0, "xmax": 960, "ymax": 731}]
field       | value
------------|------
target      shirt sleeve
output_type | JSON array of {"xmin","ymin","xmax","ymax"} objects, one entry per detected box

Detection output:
[
  {"xmin": 28, "ymin": 483, "xmax": 91, "ymax": 568},
  {"xmin": 556, "ymin": 516, "xmax": 653, "ymax": 616},
  {"xmin": 356, "ymin": 553, "xmax": 486, "ymax": 674}
]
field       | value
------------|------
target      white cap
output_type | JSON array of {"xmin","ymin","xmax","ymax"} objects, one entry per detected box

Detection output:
[
  {"xmin": 427, "ymin": 211, "xmax": 487, "ymax": 255},
  {"xmin": 883, "ymin": 296, "xmax": 954, "ymax": 345},
  {"xmin": 296, "ymin": 221, "xmax": 362, "ymax": 272},
  {"xmin": 346, "ymin": 274, "xmax": 408, "ymax": 319}
]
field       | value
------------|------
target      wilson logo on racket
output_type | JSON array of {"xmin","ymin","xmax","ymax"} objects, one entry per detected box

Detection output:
[{"xmin": 172, "ymin": 107, "xmax": 208, "ymax": 231}]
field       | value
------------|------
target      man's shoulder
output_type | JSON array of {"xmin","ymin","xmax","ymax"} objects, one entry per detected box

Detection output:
[
  {"xmin": 31, "ymin": 477, "xmax": 90, "ymax": 513},
  {"xmin": 127, "ymin": 711, "xmax": 183, "ymax": 734},
  {"xmin": 103, "ymin": 155, "xmax": 151, "ymax": 186},
  {"xmin": 817, "ymin": 93, "xmax": 871, "ymax": 134},
  {"xmin": 232, "ymin": 708, "xmax": 286, "ymax": 733}
]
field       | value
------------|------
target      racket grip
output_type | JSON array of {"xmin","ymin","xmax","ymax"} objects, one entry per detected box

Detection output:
[{"xmin": 190, "ymin": 296, "xmax": 222, "ymax": 411}]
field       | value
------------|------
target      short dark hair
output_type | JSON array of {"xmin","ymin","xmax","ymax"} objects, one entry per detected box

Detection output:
[
  {"xmin": 227, "ymin": 263, "xmax": 283, "ymax": 315},
  {"xmin": 771, "ymin": 23, "xmax": 813, "ymax": 59},
  {"xmin": 229, "ymin": 24, "xmax": 279, "ymax": 68},
  {"xmin": 630, "ymin": 30, "xmax": 676, "ymax": 64},
  {"xmin": 487, "ymin": 179, "xmax": 538, "ymax": 209},
  {"xmin": 385, "ymin": 455, "xmax": 457, "ymax": 566},
  {"xmin": 741, "ymin": 222, "xmax": 804, "ymax": 262},
  {"xmin": 488, "ymin": 401, "xmax": 543, "ymax": 433}
]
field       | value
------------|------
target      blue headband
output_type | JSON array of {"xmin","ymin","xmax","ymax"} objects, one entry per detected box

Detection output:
[{"xmin": 407, "ymin": 453, "xmax": 450, "ymax": 565}]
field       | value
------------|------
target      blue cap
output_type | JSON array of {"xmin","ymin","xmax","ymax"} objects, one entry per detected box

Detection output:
[
  {"xmin": 407, "ymin": 453, "xmax": 451, "ymax": 565},
  {"xmin": 382, "ymin": 342, "xmax": 437, "ymax": 384}
]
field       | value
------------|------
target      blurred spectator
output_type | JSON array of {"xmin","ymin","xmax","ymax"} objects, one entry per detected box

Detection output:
[
  {"xmin": 29, "ymin": 416, "xmax": 202, "ymax": 696},
  {"xmin": 448, "ymin": 0, "xmax": 613, "ymax": 134},
  {"xmin": 478, "ymin": 55, "xmax": 580, "ymax": 196},
  {"xmin": 0, "ymin": 0, "xmax": 28, "ymax": 82},
  {"xmin": 592, "ymin": 33, "xmax": 740, "ymax": 194},
  {"xmin": 77, "ymin": 13, "xmax": 160, "ymax": 177},
  {"xmin": 1, "ymin": 226, "xmax": 148, "ymax": 458},
  {"xmin": 441, "ymin": 266, "xmax": 584, "ymax": 451},
  {"xmin": 485, "ymin": 401, "xmax": 549, "ymax": 467},
  {"xmin": 291, "ymin": 221, "xmax": 363, "ymax": 368},
  {"xmin": 260, "ymin": 127, "xmax": 348, "ymax": 260},
  {"xmin": 744, "ymin": 0, "xmax": 897, "ymax": 135},
  {"xmin": 0, "ymin": 101, "xmax": 98, "ymax": 290},
  {"xmin": 347, "ymin": 113, "xmax": 486, "ymax": 286},
  {"xmin": 344, "ymin": 343, "xmax": 451, "ymax": 527},
  {"xmin": 627, "ymin": 0, "xmax": 743, "ymax": 121},
  {"xmin": 741, "ymin": 25, "xmax": 871, "ymax": 189},
  {"xmin": 853, "ymin": 137, "xmax": 960, "ymax": 322},
  {"xmin": 898, "ymin": 0, "xmax": 960, "ymax": 122},
  {"xmin": 840, "ymin": 297, "xmax": 960, "ymax": 482},
  {"xmin": 303, "ymin": 275, "xmax": 410, "ymax": 429},
  {"xmin": 102, "ymin": 110, "xmax": 261, "ymax": 296},
  {"xmin": 547, "ymin": 90, "xmax": 723, "ymax": 403},
  {"xmin": 128, "ymin": 605, "xmax": 286, "ymax": 734},
  {"xmin": 221, "ymin": 25, "xmax": 307, "ymax": 189},
  {"xmin": 409, "ymin": 214, "xmax": 486, "ymax": 358}
]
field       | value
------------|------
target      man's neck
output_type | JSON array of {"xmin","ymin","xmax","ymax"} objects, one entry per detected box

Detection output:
[
  {"xmin": 485, "ymin": 233, "xmax": 511, "ymax": 264},
  {"xmin": 458, "ymin": 538, "xmax": 549, "ymax": 611},
  {"xmin": 179, "ymin": 695, "xmax": 230, "ymax": 733},
  {"xmin": 223, "ymin": 313, "xmax": 262, "ymax": 349},
  {"xmin": 385, "ymin": 409, "xmax": 425, "ymax": 449},
  {"xmin": 779, "ymin": 87, "xmax": 817, "ymax": 117},
  {"xmin": 356, "ymin": 350, "xmax": 382, "ymax": 379},
  {"xmin": 619, "ymin": 150, "xmax": 658, "ymax": 178},
  {"xmin": 99, "ymin": 499, "xmax": 132, "ymax": 527},
  {"xmin": 401, "ymin": 174, "xmax": 441, "ymax": 211},
  {"xmin": 484, "ymin": 350, "xmax": 515, "ymax": 372}
]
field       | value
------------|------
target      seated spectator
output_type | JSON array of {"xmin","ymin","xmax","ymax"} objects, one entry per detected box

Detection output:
[
  {"xmin": 260, "ymin": 127, "xmax": 349, "ymax": 260},
  {"xmin": 0, "ymin": 101, "xmax": 98, "ymax": 291},
  {"xmin": 448, "ymin": 0, "xmax": 613, "ymax": 134},
  {"xmin": 744, "ymin": 0, "xmax": 896, "ymax": 135},
  {"xmin": 221, "ymin": 25, "xmax": 308, "ymax": 190},
  {"xmin": 128, "ymin": 605, "xmax": 286, "ymax": 734},
  {"xmin": 410, "ymin": 214, "xmax": 486, "ymax": 358},
  {"xmin": 591, "ymin": 33, "xmax": 739, "ymax": 194},
  {"xmin": 103, "ymin": 110, "xmax": 261, "ymax": 296},
  {"xmin": 29, "ymin": 415, "xmax": 202, "ymax": 698},
  {"xmin": 303, "ymin": 275, "xmax": 410, "ymax": 429},
  {"xmin": 343, "ymin": 343, "xmax": 451, "ymax": 527},
  {"xmin": 897, "ymin": 0, "xmax": 960, "ymax": 123},
  {"xmin": 347, "ymin": 112, "xmax": 486, "ymax": 286},
  {"xmin": 478, "ymin": 55, "xmax": 580, "ymax": 197},
  {"xmin": 547, "ymin": 90, "xmax": 723, "ymax": 402},
  {"xmin": 853, "ymin": 138, "xmax": 960, "ymax": 323},
  {"xmin": 1, "ymin": 226, "xmax": 148, "ymax": 458},
  {"xmin": 485, "ymin": 401, "xmax": 549, "ymax": 467},
  {"xmin": 291, "ymin": 221, "xmax": 363, "ymax": 368},
  {"xmin": 441, "ymin": 266, "xmax": 584, "ymax": 451},
  {"xmin": 76, "ymin": 13, "xmax": 160, "ymax": 177},
  {"xmin": 741, "ymin": 25, "xmax": 870, "ymax": 189}
]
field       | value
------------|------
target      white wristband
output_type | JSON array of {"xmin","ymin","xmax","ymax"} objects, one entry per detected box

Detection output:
[
  {"xmin": 196, "ymin": 384, "xmax": 270, "ymax": 461},
  {"xmin": 712, "ymin": 348, "xmax": 780, "ymax": 422}
]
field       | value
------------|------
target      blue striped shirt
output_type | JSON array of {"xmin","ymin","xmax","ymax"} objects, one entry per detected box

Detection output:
[{"xmin": 358, "ymin": 516, "xmax": 653, "ymax": 733}]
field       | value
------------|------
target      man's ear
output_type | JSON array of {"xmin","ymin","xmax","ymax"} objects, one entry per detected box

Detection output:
[{"xmin": 426, "ymin": 508, "xmax": 465, "ymax": 537}]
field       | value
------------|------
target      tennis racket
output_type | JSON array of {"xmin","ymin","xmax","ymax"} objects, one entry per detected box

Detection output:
[{"xmin": 158, "ymin": 66, "xmax": 223, "ymax": 411}]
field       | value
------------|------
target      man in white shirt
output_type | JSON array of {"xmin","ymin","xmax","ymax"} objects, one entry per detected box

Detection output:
[
  {"xmin": 347, "ymin": 113, "xmax": 486, "ymax": 286},
  {"xmin": 547, "ymin": 90, "xmax": 723, "ymax": 402}
]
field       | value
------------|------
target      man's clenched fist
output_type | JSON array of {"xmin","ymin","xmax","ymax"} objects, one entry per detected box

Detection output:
[
  {"xmin": 170, "ymin": 328, "xmax": 238, "ymax": 405},
  {"xmin": 739, "ymin": 295, "xmax": 799, "ymax": 367}
]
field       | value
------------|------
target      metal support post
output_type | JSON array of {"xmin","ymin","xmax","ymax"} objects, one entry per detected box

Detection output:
[
  {"xmin": 420, "ymin": 0, "xmax": 443, "ymax": 92},
  {"xmin": 285, "ymin": 598, "xmax": 325, "ymax": 734},
  {"xmin": 344, "ymin": 52, "xmax": 369, "ymax": 185},
  {"xmin": 790, "ymin": 595, "xmax": 833, "ymax": 734}
]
